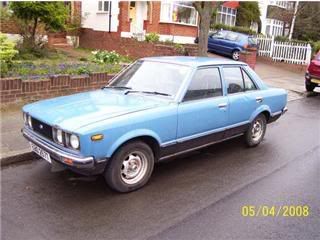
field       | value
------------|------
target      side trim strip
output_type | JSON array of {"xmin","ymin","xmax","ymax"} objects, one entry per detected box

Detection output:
[
  {"xmin": 159, "ymin": 133, "xmax": 243, "ymax": 161},
  {"xmin": 161, "ymin": 121, "xmax": 249, "ymax": 147}
]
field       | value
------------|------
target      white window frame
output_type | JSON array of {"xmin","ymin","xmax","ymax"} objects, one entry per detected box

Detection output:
[
  {"xmin": 160, "ymin": 1, "xmax": 198, "ymax": 27},
  {"xmin": 216, "ymin": 6, "xmax": 237, "ymax": 26},
  {"xmin": 97, "ymin": 0, "xmax": 110, "ymax": 13}
]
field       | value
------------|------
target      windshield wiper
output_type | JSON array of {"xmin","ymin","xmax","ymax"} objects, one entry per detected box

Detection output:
[
  {"xmin": 102, "ymin": 86, "xmax": 132, "ymax": 90},
  {"xmin": 125, "ymin": 90, "xmax": 171, "ymax": 97}
]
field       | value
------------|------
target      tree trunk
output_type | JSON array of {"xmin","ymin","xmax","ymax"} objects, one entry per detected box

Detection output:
[
  {"xmin": 31, "ymin": 17, "xmax": 38, "ymax": 45},
  {"xmin": 193, "ymin": 2, "xmax": 215, "ymax": 57}
]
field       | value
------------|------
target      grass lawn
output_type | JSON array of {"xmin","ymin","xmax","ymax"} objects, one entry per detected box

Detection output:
[{"xmin": 3, "ymin": 47, "xmax": 131, "ymax": 80}]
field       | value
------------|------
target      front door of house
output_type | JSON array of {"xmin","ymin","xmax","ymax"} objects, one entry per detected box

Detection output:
[{"xmin": 129, "ymin": 1, "xmax": 146, "ymax": 35}]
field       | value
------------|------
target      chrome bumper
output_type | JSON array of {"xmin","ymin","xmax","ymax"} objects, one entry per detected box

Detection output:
[
  {"xmin": 282, "ymin": 107, "xmax": 288, "ymax": 114},
  {"xmin": 22, "ymin": 127, "xmax": 94, "ymax": 169}
]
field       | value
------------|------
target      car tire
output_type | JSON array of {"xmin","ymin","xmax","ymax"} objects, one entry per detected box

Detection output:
[
  {"xmin": 305, "ymin": 81, "xmax": 316, "ymax": 92},
  {"xmin": 232, "ymin": 50, "xmax": 240, "ymax": 61},
  {"xmin": 244, "ymin": 114, "xmax": 267, "ymax": 147},
  {"xmin": 104, "ymin": 140, "xmax": 154, "ymax": 193}
]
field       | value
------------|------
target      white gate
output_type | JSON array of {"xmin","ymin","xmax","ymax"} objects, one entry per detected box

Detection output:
[{"xmin": 256, "ymin": 35, "xmax": 312, "ymax": 65}]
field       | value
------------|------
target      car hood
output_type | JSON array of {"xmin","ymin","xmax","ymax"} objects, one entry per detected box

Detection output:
[{"xmin": 23, "ymin": 90, "xmax": 169, "ymax": 131}]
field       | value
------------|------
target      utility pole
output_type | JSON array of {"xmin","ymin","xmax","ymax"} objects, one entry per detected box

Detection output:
[{"xmin": 289, "ymin": 1, "xmax": 299, "ymax": 40}]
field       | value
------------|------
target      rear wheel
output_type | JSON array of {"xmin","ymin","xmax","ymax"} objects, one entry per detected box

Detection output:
[
  {"xmin": 244, "ymin": 114, "xmax": 267, "ymax": 147},
  {"xmin": 232, "ymin": 50, "xmax": 240, "ymax": 61},
  {"xmin": 104, "ymin": 141, "xmax": 154, "ymax": 193}
]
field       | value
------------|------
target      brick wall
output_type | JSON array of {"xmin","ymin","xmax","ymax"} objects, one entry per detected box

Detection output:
[
  {"xmin": 79, "ymin": 28, "xmax": 198, "ymax": 59},
  {"xmin": 0, "ymin": 73, "xmax": 114, "ymax": 105},
  {"xmin": 240, "ymin": 49, "xmax": 257, "ymax": 70},
  {"xmin": 118, "ymin": 1, "xmax": 198, "ymax": 37}
]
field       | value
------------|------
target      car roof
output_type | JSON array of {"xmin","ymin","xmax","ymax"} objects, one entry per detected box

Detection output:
[
  {"xmin": 140, "ymin": 56, "xmax": 247, "ymax": 67},
  {"xmin": 219, "ymin": 30, "xmax": 250, "ymax": 37}
]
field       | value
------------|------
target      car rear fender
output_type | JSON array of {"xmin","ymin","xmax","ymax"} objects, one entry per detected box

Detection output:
[
  {"xmin": 106, "ymin": 129, "xmax": 161, "ymax": 158},
  {"xmin": 249, "ymin": 105, "xmax": 272, "ymax": 123}
]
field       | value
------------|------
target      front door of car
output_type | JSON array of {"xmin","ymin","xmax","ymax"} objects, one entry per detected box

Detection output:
[
  {"xmin": 177, "ymin": 67, "xmax": 228, "ymax": 149},
  {"xmin": 222, "ymin": 66, "xmax": 262, "ymax": 136},
  {"xmin": 208, "ymin": 31, "xmax": 226, "ymax": 53},
  {"xmin": 219, "ymin": 32, "xmax": 239, "ymax": 54}
]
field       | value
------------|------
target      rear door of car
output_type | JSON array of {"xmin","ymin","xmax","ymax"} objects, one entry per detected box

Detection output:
[
  {"xmin": 176, "ymin": 67, "xmax": 229, "ymax": 150},
  {"xmin": 222, "ymin": 66, "xmax": 263, "ymax": 137}
]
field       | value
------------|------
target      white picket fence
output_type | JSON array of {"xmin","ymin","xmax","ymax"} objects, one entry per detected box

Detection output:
[{"xmin": 256, "ymin": 35, "xmax": 312, "ymax": 65}]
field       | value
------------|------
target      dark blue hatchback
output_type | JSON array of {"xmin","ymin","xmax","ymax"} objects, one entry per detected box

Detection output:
[{"xmin": 199, "ymin": 30, "xmax": 258, "ymax": 60}]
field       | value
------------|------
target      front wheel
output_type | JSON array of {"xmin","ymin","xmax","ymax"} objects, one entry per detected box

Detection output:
[
  {"xmin": 244, "ymin": 114, "xmax": 267, "ymax": 147},
  {"xmin": 232, "ymin": 50, "xmax": 240, "ymax": 61},
  {"xmin": 104, "ymin": 141, "xmax": 154, "ymax": 193},
  {"xmin": 305, "ymin": 81, "xmax": 316, "ymax": 92}
]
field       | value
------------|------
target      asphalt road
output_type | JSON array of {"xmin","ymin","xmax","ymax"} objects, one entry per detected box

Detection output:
[{"xmin": 2, "ymin": 96, "xmax": 320, "ymax": 240}]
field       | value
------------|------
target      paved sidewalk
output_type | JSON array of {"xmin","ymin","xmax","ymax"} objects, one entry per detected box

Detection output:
[{"xmin": 0, "ymin": 59, "xmax": 316, "ymax": 165}]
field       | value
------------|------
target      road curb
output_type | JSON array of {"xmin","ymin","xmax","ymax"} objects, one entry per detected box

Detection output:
[{"xmin": 1, "ymin": 151, "xmax": 38, "ymax": 167}]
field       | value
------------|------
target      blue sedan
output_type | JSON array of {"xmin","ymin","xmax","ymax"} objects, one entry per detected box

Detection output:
[
  {"xmin": 22, "ymin": 57, "xmax": 287, "ymax": 192},
  {"xmin": 207, "ymin": 30, "xmax": 258, "ymax": 60}
]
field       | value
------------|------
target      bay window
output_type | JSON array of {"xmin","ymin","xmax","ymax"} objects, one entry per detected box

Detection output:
[
  {"xmin": 216, "ymin": 6, "xmax": 237, "ymax": 26},
  {"xmin": 160, "ymin": 1, "xmax": 197, "ymax": 26}
]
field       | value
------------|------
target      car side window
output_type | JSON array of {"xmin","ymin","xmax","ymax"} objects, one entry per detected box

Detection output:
[
  {"xmin": 213, "ymin": 31, "xmax": 226, "ymax": 39},
  {"xmin": 242, "ymin": 69, "xmax": 257, "ymax": 91},
  {"xmin": 183, "ymin": 68, "xmax": 222, "ymax": 102},
  {"xmin": 226, "ymin": 32, "xmax": 238, "ymax": 41},
  {"xmin": 223, "ymin": 67, "xmax": 244, "ymax": 94}
]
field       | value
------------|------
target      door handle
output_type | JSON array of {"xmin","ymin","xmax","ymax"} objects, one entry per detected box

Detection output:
[
  {"xmin": 256, "ymin": 97, "xmax": 263, "ymax": 103},
  {"xmin": 218, "ymin": 103, "xmax": 228, "ymax": 108}
]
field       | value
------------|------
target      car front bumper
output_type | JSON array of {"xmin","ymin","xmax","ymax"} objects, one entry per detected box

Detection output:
[{"xmin": 22, "ymin": 127, "xmax": 107, "ymax": 175}]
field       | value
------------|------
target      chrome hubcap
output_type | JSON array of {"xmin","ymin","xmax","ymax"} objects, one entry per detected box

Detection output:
[
  {"xmin": 233, "ymin": 51, "xmax": 239, "ymax": 60},
  {"xmin": 251, "ymin": 119, "xmax": 264, "ymax": 141},
  {"xmin": 121, "ymin": 151, "xmax": 148, "ymax": 185}
]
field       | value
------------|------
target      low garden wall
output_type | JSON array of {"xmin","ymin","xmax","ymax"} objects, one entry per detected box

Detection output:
[
  {"xmin": 79, "ymin": 28, "xmax": 198, "ymax": 59},
  {"xmin": 0, "ymin": 73, "xmax": 114, "ymax": 105},
  {"xmin": 257, "ymin": 56, "xmax": 308, "ymax": 74}
]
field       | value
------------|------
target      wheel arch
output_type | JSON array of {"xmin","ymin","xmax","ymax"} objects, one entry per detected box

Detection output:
[
  {"xmin": 249, "ymin": 105, "xmax": 272, "ymax": 123},
  {"xmin": 107, "ymin": 130, "xmax": 161, "ymax": 161}
]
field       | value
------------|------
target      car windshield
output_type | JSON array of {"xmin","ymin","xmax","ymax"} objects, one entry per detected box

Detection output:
[{"xmin": 108, "ymin": 60, "xmax": 191, "ymax": 98}]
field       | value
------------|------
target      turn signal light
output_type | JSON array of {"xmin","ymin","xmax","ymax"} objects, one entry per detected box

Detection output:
[
  {"xmin": 91, "ymin": 134, "xmax": 104, "ymax": 141},
  {"xmin": 63, "ymin": 158, "xmax": 74, "ymax": 165}
]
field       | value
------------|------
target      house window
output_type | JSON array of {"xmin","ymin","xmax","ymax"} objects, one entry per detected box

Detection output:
[
  {"xmin": 160, "ymin": 1, "xmax": 197, "ymax": 26},
  {"xmin": 216, "ymin": 6, "xmax": 237, "ymax": 26},
  {"xmin": 98, "ymin": 1, "xmax": 110, "ymax": 12}
]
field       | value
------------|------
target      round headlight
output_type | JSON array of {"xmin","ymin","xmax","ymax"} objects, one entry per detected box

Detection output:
[
  {"xmin": 70, "ymin": 134, "xmax": 79, "ymax": 149},
  {"xmin": 56, "ymin": 129, "xmax": 63, "ymax": 143},
  {"xmin": 27, "ymin": 115, "xmax": 32, "ymax": 128}
]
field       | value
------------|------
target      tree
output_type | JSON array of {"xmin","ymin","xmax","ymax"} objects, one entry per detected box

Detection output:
[
  {"xmin": 193, "ymin": 2, "xmax": 217, "ymax": 56},
  {"xmin": 236, "ymin": 2, "xmax": 261, "ymax": 28},
  {"xmin": 9, "ymin": 2, "xmax": 68, "ymax": 47},
  {"xmin": 293, "ymin": 2, "xmax": 320, "ymax": 42}
]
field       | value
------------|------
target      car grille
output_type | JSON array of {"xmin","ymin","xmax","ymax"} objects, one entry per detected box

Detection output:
[{"xmin": 31, "ymin": 117, "xmax": 53, "ymax": 140}]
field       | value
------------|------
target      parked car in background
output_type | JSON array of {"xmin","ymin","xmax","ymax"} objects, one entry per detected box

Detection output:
[
  {"xmin": 22, "ymin": 57, "xmax": 287, "ymax": 193},
  {"xmin": 196, "ymin": 30, "xmax": 258, "ymax": 60},
  {"xmin": 305, "ymin": 51, "xmax": 320, "ymax": 92}
]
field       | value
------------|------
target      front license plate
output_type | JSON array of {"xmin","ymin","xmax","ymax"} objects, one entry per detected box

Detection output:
[
  {"xmin": 30, "ymin": 142, "xmax": 52, "ymax": 163},
  {"xmin": 311, "ymin": 79, "xmax": 320, "ymax": 84}
]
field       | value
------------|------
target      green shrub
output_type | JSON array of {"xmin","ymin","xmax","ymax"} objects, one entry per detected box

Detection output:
[
  {"xmin": 174, "ymin": 43, "xmax": 188, "ymax": 55},
  {"xmin": 311, "ymin": 41, "xmax": 320, "ymax": 54},
  {"xmin": 211, "ymin": 24, "xmax": 256, "ymax": 35},
  {"xmin": 91, "ymin": 50, "xmax": 121, "ymax": 64},
  {"xmin": 0, "ymin": 34, "xmax": 18, "ymax": 77},
  {"xmin": 145, "ymin": 32, "xmax": 160, "ymax": 43}
]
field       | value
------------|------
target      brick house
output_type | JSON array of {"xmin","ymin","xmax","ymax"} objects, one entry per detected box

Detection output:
[{"xmin": 81, "ymin": 0, "xmax": 198, "ymax": 44}]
